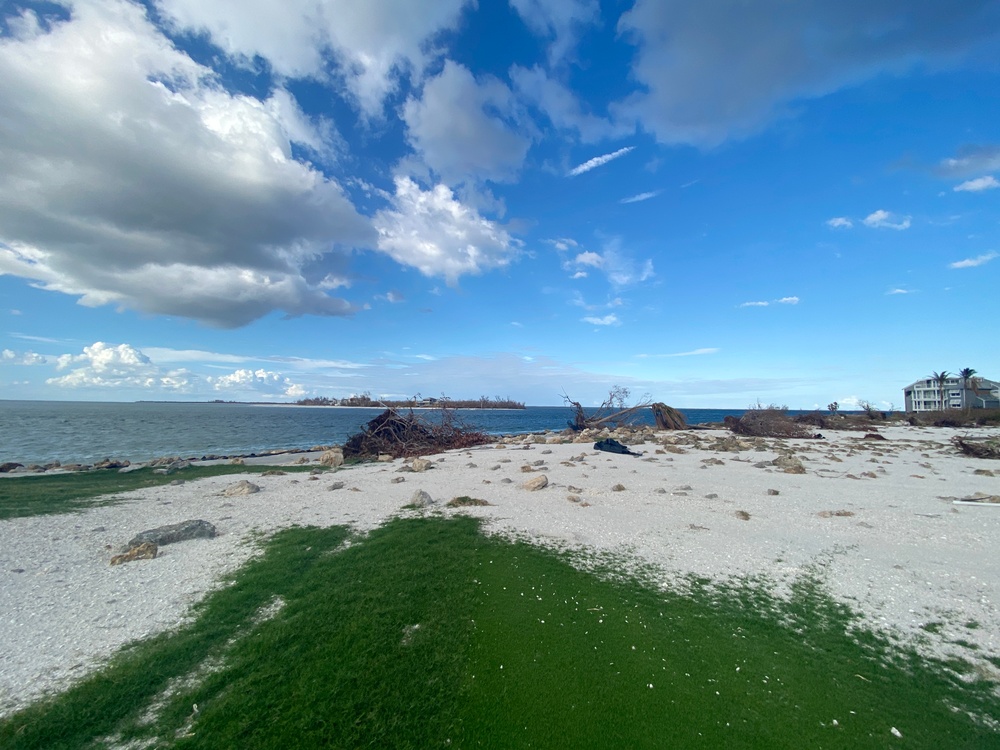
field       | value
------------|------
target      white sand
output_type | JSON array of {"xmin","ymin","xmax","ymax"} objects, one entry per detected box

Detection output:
[{"xmin": 2, "ymin": 425, "xmax": 1000, "ymax": 717}]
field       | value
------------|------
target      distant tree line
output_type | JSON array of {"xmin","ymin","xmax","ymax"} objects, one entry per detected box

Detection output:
[{"xmin": 295, "ymin": 393, "xmax": 525, "ymax": 409}]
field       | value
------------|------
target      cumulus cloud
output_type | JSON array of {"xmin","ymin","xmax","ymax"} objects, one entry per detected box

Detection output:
[
  {"xmin": 567, "ymin": 147, "xmax": 634, "ymax": 176},
  {"xmin": 0, "ymin": 0, "xmax": 373, "ymax": 328},
  {"xmin": 373, "ymin": 177, "xmax": 520, "ymax": 284},
  {"xmin": 949, "ymin": 251, "xmax": 998, "ymax": 269},
  {"xmin": 954, "ymin": 175, "xmax": 999, "ymax": 192},
  {"xmin": 403, "ymin": 61, "xmax": 531, "ymax": 184},
  {"xmin": 156, "ymin": 0, "xmax": 468, "ymax": 117},
  {"xmin": 937, "ymin": 144, "xmax": 1000, "ymax": 177},
  {"xmin": 210, "ymin": 367, "xmax": 304, "ymax": 398},
  {"xmin": 826, "ymin": 217, "xmax": 853, "ymax": 229},
  {"xmin": 509, "ymin": 0, "xmax": 599, "ymax": 65},
  {"xmin": 863, "ymin": 210, "xmax": 911, "ymax": 230},
  {"xmin": 46, "ymin": 342, "xmax": 190, "ymax": 390},
  {"xmin": 1, "ymin": 348, "xmax": 46, "ymax": 365},
  {"xmin": 615, "ymin": 1, "xmax": 1000, "ymax": 146},
  {"xmin": 510, "ymin": 65, "xmax": 626, "ymax": 143}
]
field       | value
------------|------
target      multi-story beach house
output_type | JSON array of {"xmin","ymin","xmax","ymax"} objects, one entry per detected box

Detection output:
[{"xmin": 903, "ymin": 375, "xmax": 1000, "ymax": 412}]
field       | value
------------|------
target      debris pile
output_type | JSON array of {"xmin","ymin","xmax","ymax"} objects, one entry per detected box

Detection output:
[{"xmin": 343, "ymin": 408, "xmax": 490, "ymax": 459}]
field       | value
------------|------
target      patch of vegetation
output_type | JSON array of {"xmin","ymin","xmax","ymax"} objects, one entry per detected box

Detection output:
[
  {"xmin": 2, "ymin": 517, "xmax": 997, "ymax": 748},
  {"xmin": 446, "ymin": 496, "xmax": 491, "ymax": 507},
  {"xmin": 727, "ymin": 403, "xmax": 814, "ymax": 439},
  {"xmin": 0, "ymin": 464, "xmax": 321, "ymax": 521}
]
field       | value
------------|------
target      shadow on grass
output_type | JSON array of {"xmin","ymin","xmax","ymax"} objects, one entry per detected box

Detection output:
[{"xmin": 2, "ymin": 516, "xmax": 997, "ymax": 748}]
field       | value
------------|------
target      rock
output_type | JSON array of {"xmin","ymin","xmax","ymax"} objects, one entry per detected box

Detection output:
[
  {"xmin": 328, "ymin": 481, "xmax": 346, "ymax": 490},
  {"xmin": 410, "ymin": 489, "xmax": 434, "ymax": 507},
  {"xmin": 110, "ymin": 542, "xmax": 158, "ymax": 565},
  {"xmin": 767, "ymin": 489, "xmax": 780, "ymax": 496},
  {"xmin": 391, "ymin": 476, "xmax": 406, "ymax": 484},
  {"xmin": 222, "ymin": 480, "xmax": 261, "ymax": 496},
  {"xmin": 230, "ymin": 457, "xmax": 245, "ymax": 465},
  {"xmin": 0, "ymin": 462, "xmax": 24, "ymax": 473},
  {"xmin": 862, "ymin": 433, "xmax": 886, "ymax": 441},
  {"xmin": 94, "ymin": 458, "xmax": 130, "ymax": 470},
  {"xmin": 773, "ymin": 455, "xmax": 806, "ymax": 474},
  {"xmin": 127, "ymin": 520, "xmax": 216, "ymax": 549},
  {"xmin": 612, "ymin": 483, "xmax": 626, "ymax": 492},
  {"xmin": 378, "ymin": 454, "xmax": 394, "ymax": 462},
  {"xmin": 410, "ymin": 458, "xmax": 433, "ymax": 472},
  {"xmin": 523, "ymin": 475, "xmax": 549, "ymax": 491},
  {"xmin": 320, "ymin": 450, "xmax": 344, "ymax": 468}
]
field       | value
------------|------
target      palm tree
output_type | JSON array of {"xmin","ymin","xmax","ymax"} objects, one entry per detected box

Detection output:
[
  {"xmin": 959, "ymin": 367, "xmax": 977, "ymax": 412},
  {"xmin": 930, "ymin": 370, "xmax": 950, "ymax": 412}
]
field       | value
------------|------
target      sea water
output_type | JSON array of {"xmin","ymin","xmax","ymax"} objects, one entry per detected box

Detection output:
[{"xmin": 0, "ymin": 401, "xmax": 748, "ymax": 466}]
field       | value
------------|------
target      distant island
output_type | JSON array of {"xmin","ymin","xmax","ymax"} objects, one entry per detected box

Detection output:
[{"xmin": 294, "ymin": 394, "xmax": 526, "ymax": 409}]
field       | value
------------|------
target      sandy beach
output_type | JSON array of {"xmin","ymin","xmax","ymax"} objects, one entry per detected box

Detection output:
[{"xmin": 2, "ymin": 424, "xmax": 1000, "ymax": 718}]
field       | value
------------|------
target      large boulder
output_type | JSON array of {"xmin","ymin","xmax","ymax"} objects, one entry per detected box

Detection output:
[
  {"xmin": 320, "ymin": 449, "xmax": 344, "ymax": 467},
  {"xmin": 126, "ymin": 519, "xmax": 216, "ymax": 549},
  {"xmin": 222, "ymin": 479, "xmax": 260, "ymax": 496}
]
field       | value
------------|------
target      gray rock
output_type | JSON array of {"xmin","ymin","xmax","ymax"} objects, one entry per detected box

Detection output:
[
  {"xmin": 222, "ymin": 479, "xmax": 260, "ymax": 496},
  {"xmin": 523, "ymin": 475, "xmax": 549, "ymax": 491},
  {"xmin": 410, "ymin": 489, "xmax": 434, "ymax": 507},
  {"xmin": 126, "ymin": 520, "xmax": 216, "ymax": 550}
]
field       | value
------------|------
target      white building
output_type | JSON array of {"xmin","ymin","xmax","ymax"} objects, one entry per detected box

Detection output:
[{"xmin": 903, "ymin": 375, "xmax": 1000, "ymax": 412}]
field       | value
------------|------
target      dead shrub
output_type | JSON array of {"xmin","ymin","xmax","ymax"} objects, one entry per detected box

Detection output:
[
  {"xmin": 343, "ymin": 408, "xmax": 490, "ymax": 459},
  {"xmin": 727, "ymin": 404, "xmax": 813, "ymax": 439}
]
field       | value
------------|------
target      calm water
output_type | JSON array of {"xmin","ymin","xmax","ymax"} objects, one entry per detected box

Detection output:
[{"xmin": 0, "ymin": 401, "xmax": 748, "ymax": 465}]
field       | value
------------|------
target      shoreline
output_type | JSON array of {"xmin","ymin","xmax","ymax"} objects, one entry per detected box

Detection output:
[{"xmin": 2, "ymin": 423, "xmax": 1000, "ymax": 717}]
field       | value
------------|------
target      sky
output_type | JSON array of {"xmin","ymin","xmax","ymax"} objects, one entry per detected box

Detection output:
[{"xmin": 1, "ymin": 0, "xmax": 999, "ymax": 409}]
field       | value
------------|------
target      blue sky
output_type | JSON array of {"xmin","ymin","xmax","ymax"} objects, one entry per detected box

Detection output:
[{"xmin": 1, "ymin": 0, "xmax": 998, "ymax": 408}]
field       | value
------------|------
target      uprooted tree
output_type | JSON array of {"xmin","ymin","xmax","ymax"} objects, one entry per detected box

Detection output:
[
  {"xmin": 562, "ymin": 386, "xmax": 654, "ymax": 431},
  {"xmin": 342, "ymin": 407, "xmax": 491, "ymax": 459}
]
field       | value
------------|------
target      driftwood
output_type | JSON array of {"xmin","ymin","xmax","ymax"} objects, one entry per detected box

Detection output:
[
  {"xmin": 953, "ymin": 436, "xmax": 1000, "ymax": 460},
  {"xmin": 343, "ymin": 408, "xmax": 490, "ymax": 459}
]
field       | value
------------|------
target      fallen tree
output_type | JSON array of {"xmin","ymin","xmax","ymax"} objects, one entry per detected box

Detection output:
[
  {"xmin": 953, "ymin": 436, "xmax": 1000, "ymax": 460},
  {"xmin": 342, "ymin": 408, "xmax": 491, "ymax": 459},
  {"xmin": 562, "ymin": 386, "xmax": 651, "ymax": 431}
]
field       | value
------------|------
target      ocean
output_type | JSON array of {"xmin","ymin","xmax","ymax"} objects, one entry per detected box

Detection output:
[{"xmin": 0, "ymin": 400, "xmax": 750, "ymax": 466}]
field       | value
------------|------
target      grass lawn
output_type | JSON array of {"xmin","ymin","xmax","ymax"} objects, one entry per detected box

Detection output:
[
  {"xmin": 1, "ymin": 513, "xmax": 997, "ymax": 749},
  {"xmin": 0, "ymin": 464, "xmax": 321, "ymax": 520}
]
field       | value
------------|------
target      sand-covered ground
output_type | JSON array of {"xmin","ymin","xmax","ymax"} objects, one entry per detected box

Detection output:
[{"xmin": 2, "ymin": 424, "xmax": 1000, "ymax": 718}]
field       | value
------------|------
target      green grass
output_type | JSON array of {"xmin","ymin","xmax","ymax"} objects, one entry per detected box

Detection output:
[
  {"xmin": 0, "ymin": 465, "xmax": 324, "ymax": 520},
  {"xmin": 1, "ymin": 516, "xmax": 998, "ymax": 749}
]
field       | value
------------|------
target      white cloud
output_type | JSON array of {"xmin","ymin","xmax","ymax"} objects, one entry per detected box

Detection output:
[
  {"xmin": 740, "ymin": 296, "xmax": 799, "ymax": 308},
  {"xmin": 510, "ymin": 65, "xmax": 625, "ymax": 143},
  {"xmin": 565, "ymin": 242, "xmax": 654, "ymax": 287},
  {"xmin": 886, "ymin": 287, "xmax": 914, "ymax": 295},
  {"xmin": 0, "ymin": 0, "xmax": 372, "ymax": 328},
  {"xmin": 615, "ymin": 1, "xmax": 1000, "ymax": 146},
  {"xmin": 567, "ymin": 147, "xmax": 634, "ymax": 176},
  {"xmin": 211, "ymin": 368, "xmax": 304, "ymax": 398},
  {"xmin": 582, "ymin": 314, "xmax": 620, "ymax": 326},
  {"xmin": 826, "ymin": 217, "xmax": 853, "ymax": 229},
  {"xmin": 509, "ymin": 0, "xmax": 599, "ymax": 65},
  {"xmin": 46, "ymin": 342, "xmax": 190, "ymax": 390},
  {"xmin": 403, "ymin": 61, "xmax": 531, "ymax": 184},
  {"xmin": 954, "ymin": 175, "xmax": 1000, "ymax": 192},
  {"xmin": 949, "ymin": 251, "xmax": 998, "ymax": 269},
  {"xmin": 620, "ymin": 191, "xmax": 661, "ymax": 204},
  {"xmin": 156, "ymin": 0, "xmax": 468, "ymax": 117},
  {"xmin": 638, "ymin": 348, "xmax": 719, "ymax": 358},
  {"xmin": 373, "ymin": 177, "xmax": 520, "ymax": 284},
  {"xmin": 863, "ymin": 210, "xmax": 911, "ymax": 230},
  {"xmin": 937, "ymin": 144, "xmax": 1000, "ymax": 177},
  {"xmin": 0, "ymin": 348, "xmax": 44, "ymax": 365}
]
